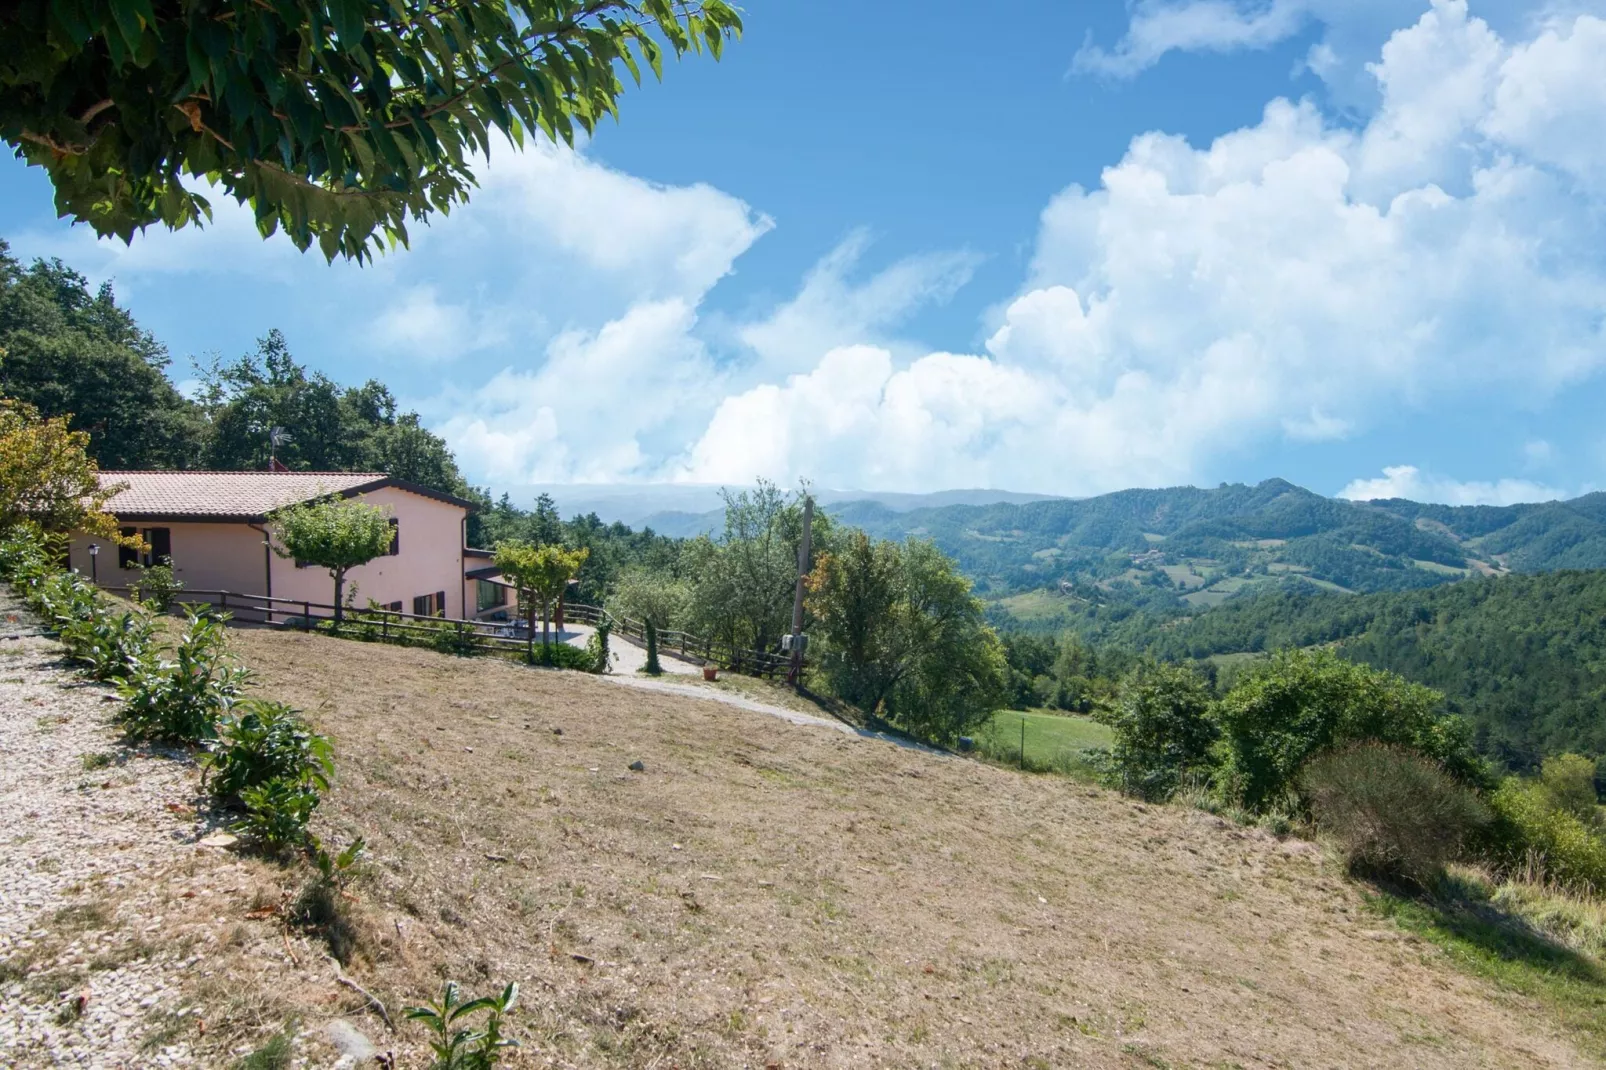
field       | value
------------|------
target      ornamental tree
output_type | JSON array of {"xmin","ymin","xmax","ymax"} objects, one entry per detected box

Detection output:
[
  {"xmin": 268, "ymin": 495, "xmax": 393, "ymax": 620},
  {"xmin": 494, "ymin": 540, "xmax": 587, "ymax": 661},
  {"xmin": 1, "ymin": 1, "xmax": 742, "ymax": 262},
  {"xmin": 0, "ymin": 396, "xmax": 128, "ymax": 542}
]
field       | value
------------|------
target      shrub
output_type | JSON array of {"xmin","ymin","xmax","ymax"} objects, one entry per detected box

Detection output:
[
  {"xmin": 131, "ymin": 562, "xmax": 184, "ymax": 612},
  {"xmin": 1537, "ymin": 754, "xmax": 1602, "ymax": 828},
  {"xmin": 204, "ymin": 699, "xmax": 334, "ymax": 808},
  {"xmin": 1215, "ymin": 648, "xmax": 1484, "ymax": 812},
  {"xmin": 1104, "ymin": 662, "xmax": 1217, "ymax": 801},
  {"xmin": 585, "ymin": 618, "xmax": 611, "ymax": 674},
  {"xmin": 537, "ymin": 640, "xmax": 594, "ymax": 671},
  {"xmin": 235, "ymin": 778, "xmax": 322, "ymax": 852},
  {"xmin": 405, "ymin": 981, "xmax": 520, "ymax": 1069},
  {"xmin": 58, "ymin": 605, "xmax": 155, "ymax": 681},
  {"xmin": 1484, "ymin": 777, "xmax": 1606, "ymax": 896},
  {"xmin": 1300, "ymin": 742, "xmax": 1490, "ymax": 887},
  {"xmin": 116, "ymin": 610, "xmax": 251, "ymax": 743},
  {"xmin": 31, "ymin": 570, "xmax": 99, "ymax": 628},
  {"xmin": 643, "ymin": 620, "xmax": 661, "ymax": 675}
]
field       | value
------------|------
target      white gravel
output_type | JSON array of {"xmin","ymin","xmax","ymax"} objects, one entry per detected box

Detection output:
[{"xmin": 0, "ymin": 588, "xmax": 222, "ymax": 1067}]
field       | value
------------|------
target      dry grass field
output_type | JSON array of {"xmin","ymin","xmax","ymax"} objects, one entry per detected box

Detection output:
[{"xmin": 192, "ymin": 628, "xmax": 1603, "ymax": 1068}]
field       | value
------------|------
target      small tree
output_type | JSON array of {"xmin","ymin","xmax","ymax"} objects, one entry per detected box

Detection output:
[
  {"xmin": 0, "ymin": 397, "xmax": 128, "ymax": 543},
  {"xmin": 608, "ymin": 567, "xmax": 688, "ymax": 676},
  {"xmin": 269, "ymin": 497, "xmax": 393, "ymax": 623},
  {"xmin": 495, "ymin": 541, "xmax": 588, "ymax": 662},
  {"xmin": 1106, "ymin": 662, "xmax": 1218, "ymax": 802},
  {"xmin": 1214, "ymin": 648, "xmax": 1484, "ymax": 812}
]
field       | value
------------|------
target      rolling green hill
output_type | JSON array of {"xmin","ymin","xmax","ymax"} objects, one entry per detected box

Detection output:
[
  {"xmin": 1126, "ymin": 571, "xmax": 1606, "ymax": 770},
  {"xmin": 826, "ymin": 479, "xmax": 1606, "ymax": 609}
]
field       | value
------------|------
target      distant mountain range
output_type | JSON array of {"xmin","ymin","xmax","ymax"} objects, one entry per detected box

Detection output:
[
  {"xmin": 514, "ymin": 483, "xmax": 1063, "ymax": 532},
  {"xmin": 535, "ymin": 476, "xmax": 1606, "ymax": 611},
  {"xmin": 804, "ymin": 478, "xmax": 1606, "ymax": 607}
]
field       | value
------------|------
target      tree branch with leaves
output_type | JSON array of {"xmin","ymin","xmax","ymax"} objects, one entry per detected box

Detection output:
[{"xmin": 1, "ymin": 0, "xmax": 742, "ymax": 263}]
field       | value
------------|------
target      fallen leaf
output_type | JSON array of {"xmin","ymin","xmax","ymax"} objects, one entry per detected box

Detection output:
[{"xmin": 198, "ymin": 832, "xmax": 238, "ymax": 849}]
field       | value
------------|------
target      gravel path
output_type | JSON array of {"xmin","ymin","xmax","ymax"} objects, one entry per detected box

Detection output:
[{"xmin": 0, "ymin": 590, "xmax": 250, "ymax": 1067}]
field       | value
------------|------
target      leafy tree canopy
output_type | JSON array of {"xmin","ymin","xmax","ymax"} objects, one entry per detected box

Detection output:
[
  {"xmin": 1, "ymin": 0, "xmax": 741, "ymax": 261},
  {"xmin": 269, "ymin": 495, "xmax": 394, "ymax": 617},
  {"xmin": 1214, "ymin": 648, "xmax": 1483, "ymax": 811},
  {"xmin": 0, "ymin": 239, "xmax": 206, "ymax": 467},
  {"xmin": 0, "ymin": 396, "xmax": 128, "ymax": 541},
  {"xmin": 808, "ymin": 531, "xmax": 1008, "ymax": 743},
  {"xmin": 198, "ymin": 328, "xmax": 466, "ymax": 493}
]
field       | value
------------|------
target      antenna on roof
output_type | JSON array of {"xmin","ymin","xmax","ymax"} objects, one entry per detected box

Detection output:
[{"xmin": 268, "ymin": 426, "xmax": 292, "ymax": 473}]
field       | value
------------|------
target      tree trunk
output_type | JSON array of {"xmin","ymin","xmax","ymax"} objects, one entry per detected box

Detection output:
[
  {"xmin": 333, "ymin": 570, "xmax": 345, "ymax": 624},
  {"xmin": 540, "ymin": 596, "xmax": 551, "ymax": 657},
  {"xmin": 645, "ymin": 620, "xmax": 661, "ymax": 675},
  {"xmin": 525, "ymin": 592, "xmax": 536, "ymax": 663}
]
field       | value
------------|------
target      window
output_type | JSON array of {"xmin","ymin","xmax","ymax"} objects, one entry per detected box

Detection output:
[
  {"xmin": 145, "ymin": 528, "xmax": 171, "ymax": 567},
  {"xmin": 388, "ymin": 518, "xmax": 400, "ymax": 556},
  {"xmin": 412, "ymin": 592, "xmax": 447, "ymax": 617},
  {"xmin": 121, "ymin": 527, "xmax": 171, "ymax": 569},
  {"xmin": 476, "ymin": 580, "xmax": 507, "ymax": 612},
  {"xmin": 385, "ymin": 600, "xmax": 402, "ymax": 613}
]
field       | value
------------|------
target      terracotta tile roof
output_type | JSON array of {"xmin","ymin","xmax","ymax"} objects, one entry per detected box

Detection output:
[{"xmin": 99, "ymin": 471, "xmax": 389, "ymax": 520}]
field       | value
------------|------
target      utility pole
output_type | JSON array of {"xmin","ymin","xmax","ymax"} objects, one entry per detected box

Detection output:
[{"xmin": 786, "ymin": 495, "xmax": 814, "ymax": 688}]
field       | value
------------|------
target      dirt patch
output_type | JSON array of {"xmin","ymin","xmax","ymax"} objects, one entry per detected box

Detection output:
[{"xmin": 215, "ymin": 627, "xmax": 1593, "ymax": 1068}]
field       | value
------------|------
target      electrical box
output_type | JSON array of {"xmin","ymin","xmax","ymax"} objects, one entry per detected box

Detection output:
[{"xmin": 781, "ymin": 633, "xmax": 809, "ymax": 653}]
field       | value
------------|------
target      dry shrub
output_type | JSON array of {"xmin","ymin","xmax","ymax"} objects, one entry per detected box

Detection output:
[{"xmin": 1301, "ymin": 742, "xmax": 1490, "ymax": 887}]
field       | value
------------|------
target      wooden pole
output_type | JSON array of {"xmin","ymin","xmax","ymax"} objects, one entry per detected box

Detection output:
[{"xmin": 788, "ymin": 496, "xmax": 813, "ymax": 687}]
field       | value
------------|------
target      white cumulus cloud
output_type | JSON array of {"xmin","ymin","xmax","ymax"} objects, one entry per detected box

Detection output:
[
  {"xmin": 1337, "ymin": 464, "xmax": 1565, "ymax": 504},
  {"xmin": 673, "ymin": 2, "xmax": 1606, "ymax": 494}
]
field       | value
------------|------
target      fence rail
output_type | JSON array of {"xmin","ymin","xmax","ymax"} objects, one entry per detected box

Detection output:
[{"xmin": 105, "ymin": 586, "xmax": 802, "ymax": 677}]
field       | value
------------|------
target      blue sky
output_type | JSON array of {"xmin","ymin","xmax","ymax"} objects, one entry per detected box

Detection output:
[{"xmin": 3, "ymin": 0, "xmax": 1603, "ymax": 504}]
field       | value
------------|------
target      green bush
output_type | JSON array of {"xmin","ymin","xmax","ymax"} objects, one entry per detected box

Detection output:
[
  {"xmin": 1536, "ymin": 754, "xmax": 1602, "ymax": 828},
  {"xmin": 31, "ymin": 570, "xmax": 99, "ymax": 628},
  {"xmin": 535, "ymin": 640, "xmax": 594, "ymax": 671},
  {"xmin": 585, "ymin": 618, "xmax": 612, "ymax": 674},
  {"xmin": 204, "ymin": 699, "xmax": 333, "ymax": 808},
  {"xmin": 235, "ymin": 778, "xmax": 322, "ymax": 852},
  {"xmin": 1214, "ymin": 648, "xmax": 1484, "ymax": 812},
  {"xmin": 405, "ymin": 981, "xmax": 520, "ymax": 1069},
  {"xmin": 1300, "ymin": 742, "xmax": 1490, "ymax": 887},
  {"xmin": 58, "ymin": 604, "xmax": 155, "ymax": 681},
  {"xmin": 116, "ymin": 610, "xmax": 251, "ymax": 743},
  {"xmin": 132, "ymin": 561, "xmax": 184, "ymax": 612},
  {"xmin": 1484, "ymin": 777, "xmax": 1606, "ymax": 895},
  {"xmin": 1105, "ymin": 661, "xmax": 1217, "ymax": 801}
]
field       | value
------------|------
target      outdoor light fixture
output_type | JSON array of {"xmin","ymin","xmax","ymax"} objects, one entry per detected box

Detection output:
[{"xmin": 88, "ymin": 543, "xmax": 99, "ymax": 583}]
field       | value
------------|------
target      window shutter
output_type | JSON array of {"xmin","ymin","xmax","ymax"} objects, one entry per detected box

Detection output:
[
  {"xmin": 388, "ymin": 518, "xmax": 400, "ymax": 556},
  {"xmin": 147, "ymin": 528, "xmax": 172, "ymax": 566},
  {"xmin": 117, "ymin": 528, "xmax": 138, "ymax": 569}
]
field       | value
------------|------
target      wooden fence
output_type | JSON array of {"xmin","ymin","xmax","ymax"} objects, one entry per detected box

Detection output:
[{"xmin": 106, "ymin": 587, "xmax": 801, "ymax": 678}]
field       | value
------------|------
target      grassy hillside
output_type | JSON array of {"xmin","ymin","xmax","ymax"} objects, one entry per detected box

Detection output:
[
  {"xmin": 196, "ymin": 630, "xmax": 1602, "ymax": 1067},
  {"xmin": 1138, "ymin": 571, "xmax": 1606, "ymax": 768}
]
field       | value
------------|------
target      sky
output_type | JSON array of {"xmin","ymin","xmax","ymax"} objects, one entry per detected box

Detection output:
[{"xmin": 3, "ymin": 0, "xmax": 1605, "ymax": 506}]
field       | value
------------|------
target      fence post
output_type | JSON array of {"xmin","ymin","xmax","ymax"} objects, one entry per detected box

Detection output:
[
  {"xmin": 303, "ymin": 602, "xmax": 310, "ymax": 631},
  {"xmin": 382, "ymin": 612, "xmax": 389, "ymax": 642},
  {"xmin": 1020, "ymin": 716, "xmax": 1026, "ymax": 771},
  {"xmin": 220, "ymin": 591, "xmax": 229, "ymax": 616}
]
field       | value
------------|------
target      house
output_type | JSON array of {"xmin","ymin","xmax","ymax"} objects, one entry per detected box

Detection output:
[{"xmin": 68, "ymin": 471, "xmax": 480, "ymax": 619}]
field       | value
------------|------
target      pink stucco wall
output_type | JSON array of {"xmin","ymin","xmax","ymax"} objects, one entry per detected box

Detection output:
[{"xmin": 68, "ymin": 486, "xmax": 468, "ymax": 618}]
